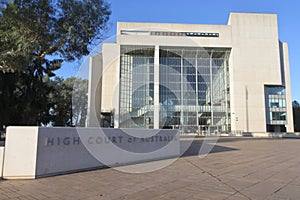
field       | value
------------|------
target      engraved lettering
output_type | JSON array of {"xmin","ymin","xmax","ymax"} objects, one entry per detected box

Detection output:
[
  {"xmin": 45, "ymin": 137, "xmax": 54, "ymax": 146},
  {"xmin": 73, "ymin": 137, "xmax": 80, "ymax": 145},
  {"xmin": 63, "ymin": 137, "xmax": 70, "ymax": 145}
]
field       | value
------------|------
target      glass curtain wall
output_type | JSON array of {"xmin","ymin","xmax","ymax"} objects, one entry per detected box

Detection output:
[
  {"xmin": 119, "ymin": 45, "xmax": 231, "ymax": 134},
  {"xmin": 265, "ymin": 86, "xmax": 287, "ymax": 132},
  {"xmin": 159, "ymin": 47, "xmax": 231, "ymax": 134},
  {"xmin": 119, "ymin": 46, "xmax": 154, "ymax": 128}
]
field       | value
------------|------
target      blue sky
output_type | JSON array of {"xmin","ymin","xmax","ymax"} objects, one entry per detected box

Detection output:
[{"xmin": 57, "ymin": 0, "xmax": 300, "ymax": 101}]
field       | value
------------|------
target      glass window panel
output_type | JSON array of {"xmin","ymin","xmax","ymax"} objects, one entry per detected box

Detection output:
[
  {"xmin": 119, "ymin": 45, "xmax": 154, "ymax": 128},
  {"xmin": 159, "ymin": 47, "xmax": 231, "ymax": 132}
]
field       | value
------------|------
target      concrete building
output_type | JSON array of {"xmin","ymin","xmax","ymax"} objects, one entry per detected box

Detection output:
[{"xmin": 87, "ymin": 12, "xmax": 294, "ymax": 134}]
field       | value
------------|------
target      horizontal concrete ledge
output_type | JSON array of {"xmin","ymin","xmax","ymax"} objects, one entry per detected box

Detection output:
[
  {"xmin": 181, "ymin": 133, "xmax": 243, "ymax": 137},
  {"xmin": 181, "ymin": 132, "xmax": 300, "ymax": 138},
  {"xmin": 242, "ymin": 132, "xmax": 300, "ymax": 138},
  {"xmin": 242, "ymin": 132, "xmax": 284, "ymax": 138},
  {"xmin": 220, "ymin": 133, "xmax": 243, "ymax": 137},
  {"xmin": 282, "ymin": 132, "xmax": 300, "ymax": 139}
]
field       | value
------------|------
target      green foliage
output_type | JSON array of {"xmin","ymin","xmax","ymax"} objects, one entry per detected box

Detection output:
[
  {"xmin": 70, "ymin": 77, "xmax": 88, "ymax": 126},
  {"xmin": 43, "ymin": 77, "xmax": 74, "ymax": 126},
  {"xmin": 0, "ymin": 0, "xmax": 110, "ymax": 127},
  {"xmin": 0, "ymin": 73, "xmax": 88, "ymax": 127},
  {"xmin": 44, "ymin": 77, "xmax": 88, "ymax": 127},
  {"xmin": 0, "ymin": 0, "xmax": 110, "ymax": 75},
  {"xmin": 0, "ymin": 71, "xmax": 52, "ymax": 125}
]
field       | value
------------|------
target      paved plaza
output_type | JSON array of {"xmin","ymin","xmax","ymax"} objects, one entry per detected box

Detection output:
[{"xmin": 1, "ymin": 137, "xmax": 300, "ymax": 200}]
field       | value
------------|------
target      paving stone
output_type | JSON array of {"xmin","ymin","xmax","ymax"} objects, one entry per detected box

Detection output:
[
  {"xmin": 273, "ymin": 184, "xmax": 300, "ymax": 200},
  {"xmin": 1, "ymin": 137, "xmax": 300, "ymax": 199},
  {"xmin": 225, "ymin": 193, "xmax": 250, "ymax": 200}
]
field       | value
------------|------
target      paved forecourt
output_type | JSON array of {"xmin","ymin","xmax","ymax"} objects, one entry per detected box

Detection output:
[{"xmin": 1, "ymin": 137, "xmax": 300, "ymax": 200}]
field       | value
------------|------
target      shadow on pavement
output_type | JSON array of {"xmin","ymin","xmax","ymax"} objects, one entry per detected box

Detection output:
[{"xmin": 180, "ymin": 139, "xmax": 239, "ymax": 157}]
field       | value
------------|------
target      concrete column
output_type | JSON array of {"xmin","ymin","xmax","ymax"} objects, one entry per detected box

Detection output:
[
  {"xmin": 195, "ymin": 53, "xmax": 199, "ymax": 130},
  {"xmin": 180, "ymin": 52, "xmax": 183, "ymax": 129},
  {"xmin": 210, "ymin": 53, "xmax": 214, "ymax": 130},
  {"xmin": 154, "ymin": 45, "xmax": 160, "ymax": 129},
  {"xmin": 282, "ymin": 43, "xmax": 294, "ymax": 132},
  {"xmin": 224, "ymin": 55, "xmax": 229, "ymax": 132},
  {"xmin": 113, "ymin": 47, "xmax": 121, "ymax": 128},
  {"xmin": 86, "ymin": 54, "xmax": 102, "ymax": 127}
]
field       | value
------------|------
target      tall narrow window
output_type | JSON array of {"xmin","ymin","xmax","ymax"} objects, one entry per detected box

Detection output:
[
  {"xmin": 119, "ymin": 46, "xmax": 154, "ymax": 128},
  {"xmin": 265, "ymin": 86, "xmax": 287, "ymax": 132}
]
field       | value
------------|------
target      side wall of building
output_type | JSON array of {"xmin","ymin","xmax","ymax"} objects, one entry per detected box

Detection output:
[
  {"xmin": 101, "ymin": 44, "xmax": 120, "ymax": 113},
  {"xmin": 229, "ymin": 13, "xmax": 283, "ymax": 132},
  {"xmin": 281, "ymin": 42, "xmax": 294, "ymax": 132}
]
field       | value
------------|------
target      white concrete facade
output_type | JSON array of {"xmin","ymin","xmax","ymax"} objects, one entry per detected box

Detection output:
[{"xmin": 87, "ymin": 12, "xmax": 294, "ymax": 133}]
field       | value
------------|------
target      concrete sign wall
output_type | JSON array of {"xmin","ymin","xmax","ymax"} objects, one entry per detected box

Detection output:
[{"xmin": 3, "ymin": 127, "xmax": 179, "ymax": 179}]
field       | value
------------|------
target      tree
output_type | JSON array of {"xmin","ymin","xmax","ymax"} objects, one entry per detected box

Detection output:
[
  {"xmin": 0, "ymin": 0, "xmax": 111, "ymax": 127},
  {"xmin": 42, "ymin": 77, "xmax": 88, "ymax": 127},
  {"xmin": 0, "ymin": 71, "xmax": 52, "ymax": 126},
  {"xmin": 42, "ymin": 77, "xmax": 74, "ymax": 126},
  {"xmin": 293, "ymin": 100, "xmax": 300, "ymax": 108},
  {"xmin": 70, "ymin": 77, "xmax": 88, "ymax": 126},
  {"xmin": 0, "ymin": 0, "xmax": 111, "ymax": 75},
  {"xmin": 293, "ymin": 100, "xmax": 300, "ymax": 132}
]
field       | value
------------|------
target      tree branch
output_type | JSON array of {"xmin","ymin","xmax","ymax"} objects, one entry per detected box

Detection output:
[
  {"xmin": 0, "ymin": 49, "xmax": 12, "ymax": 58},
  {"xmin": 39, "ymin": 41, "xmax": 64, "ymax": 59}
]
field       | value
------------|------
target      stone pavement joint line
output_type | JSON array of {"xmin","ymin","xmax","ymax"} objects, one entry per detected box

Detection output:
[
  {"xmin": 183, "ymin": 157, "xmax": 251, "ymax": 200},
  {"xmin": 1, "ymin": 137, "xmax": 300, "ymax": 200}
]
